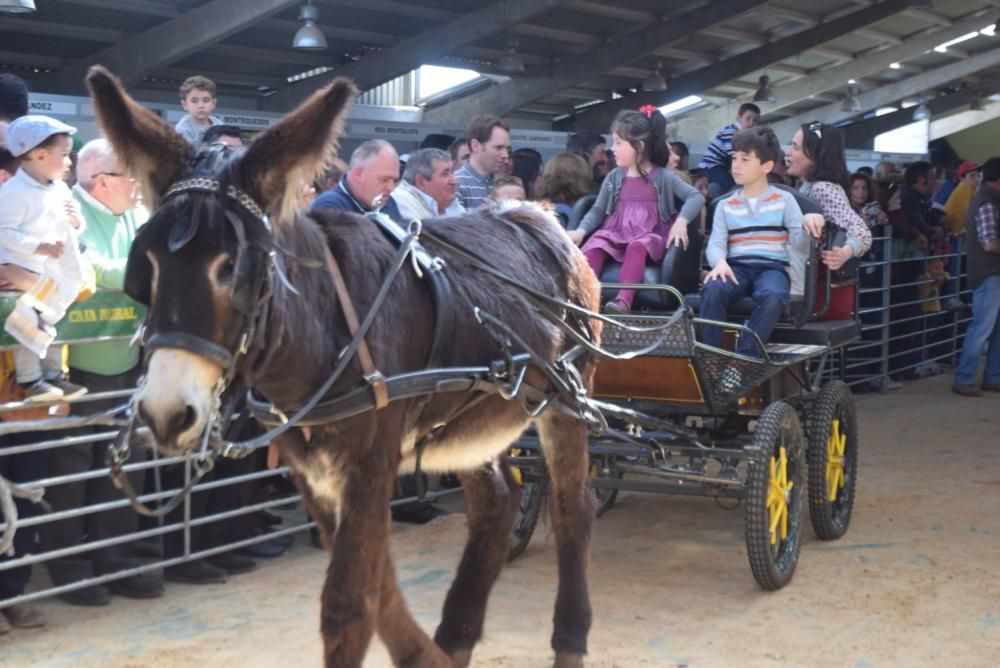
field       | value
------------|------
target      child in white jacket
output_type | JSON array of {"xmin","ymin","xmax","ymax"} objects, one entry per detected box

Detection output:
[{"xmin": 0, "ymin": 115, "xmax": 87, "ymax": 401}]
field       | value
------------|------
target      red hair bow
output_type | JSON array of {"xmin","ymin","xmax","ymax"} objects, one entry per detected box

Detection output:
[{"xmin": 639, "ymin": 104, "xmax": 657, "ymax": 118}]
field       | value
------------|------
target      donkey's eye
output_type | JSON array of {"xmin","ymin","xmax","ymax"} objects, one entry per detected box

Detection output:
[{"xmin": 217, "ymin": 258, "xmax": 236, "ymax": 282}]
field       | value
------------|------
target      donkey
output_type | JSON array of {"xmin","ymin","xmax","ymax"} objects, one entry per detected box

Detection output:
[{"xmin": 87, "ymin": 66, "xmax": 601, "ymax": 667}]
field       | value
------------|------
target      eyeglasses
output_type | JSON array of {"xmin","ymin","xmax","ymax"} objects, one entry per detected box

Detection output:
[
  {"xmin": 806, "ymin": 121, "xmax": 823, "ymax": 140},
  {"xmin": 95, "ymin": 171, "xmax": 126, "ymax": 178}
]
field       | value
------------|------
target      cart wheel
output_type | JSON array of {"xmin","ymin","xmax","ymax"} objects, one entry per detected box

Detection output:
[
  {"xmin": 508, "ymin": 449, "xmax": 544, "ymax": 562},
  {"xmin": 746, "ymin": 401, "xmax": 805, "ymax": 591},
  {"xmin": 590, "ymin": 455, "xmax": 621, "ymax": 517},
  {"xmin": 804, "ymin": 381, "xmax": 858, "ymax": 540}
]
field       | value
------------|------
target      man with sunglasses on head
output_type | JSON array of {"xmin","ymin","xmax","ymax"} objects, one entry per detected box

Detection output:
[{"xmin": 37, "ymin": 138, "xmax": 165, "ymax": 606}]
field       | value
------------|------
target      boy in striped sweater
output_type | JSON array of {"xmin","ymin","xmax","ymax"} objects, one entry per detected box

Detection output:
[{"xmin": 701, "ymin": 126, "xmax": 824, "ymax": 359}]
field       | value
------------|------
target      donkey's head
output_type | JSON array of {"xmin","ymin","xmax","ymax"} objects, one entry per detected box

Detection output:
[{"xmin": 86, "ymin": 66, "xmax": 357, "ymax": 453}]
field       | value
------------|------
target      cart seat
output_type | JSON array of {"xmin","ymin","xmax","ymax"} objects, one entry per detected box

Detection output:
[
  {"xmin": 769, "ymin": 319, "xmax": 860, "ymax": 348},
  {"xmin": 683, "ymin": 184, "xmax": 859, "ymax": 329},
  {"xmin": 569, "ymin": 194, "xmax": 704, "ymax": 311}
]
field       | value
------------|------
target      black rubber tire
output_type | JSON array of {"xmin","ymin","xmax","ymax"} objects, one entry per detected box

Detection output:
[
  {"xmin": 590, "ymin": 455, "xmax": 621, "ymax": 518},
  {"xmin": 508, "ymin": 478, "xmax": 544, "ymax": 562},
  {"xmin": 506, "ymin": 444, "xmax": 546, "ymax": 562},
  {"xmin": 803, "ymin": 380, "xmax": 859, "ymax": 541},
  {"xmin": 745, "ymin": 401, "xmax": 805, "ymax": 591}
]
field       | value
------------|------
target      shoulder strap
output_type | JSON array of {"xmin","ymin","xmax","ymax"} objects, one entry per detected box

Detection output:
[{"xmin": 322, "ymin": 248, "xmax": 389, "ymax": 410}]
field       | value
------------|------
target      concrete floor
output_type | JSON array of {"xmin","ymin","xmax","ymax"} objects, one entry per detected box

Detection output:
[{"xmin": 2, "ymin": 373, "xmax": 999, "ymax": 667}]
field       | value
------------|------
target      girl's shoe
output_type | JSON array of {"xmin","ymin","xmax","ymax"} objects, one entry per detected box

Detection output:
[{"xmin": 603, "ymin": 298, "xmax": 630, "ymax": 315}]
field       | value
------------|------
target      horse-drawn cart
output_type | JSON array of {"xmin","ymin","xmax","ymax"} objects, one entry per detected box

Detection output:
[{"xmin": 509, "ymin": 194, "xmax": 863, "ymax": 591}]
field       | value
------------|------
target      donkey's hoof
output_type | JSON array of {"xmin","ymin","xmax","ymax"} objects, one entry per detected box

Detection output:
[
  {"xmin": 449, "ymin": 648, "xmax": 473, "ymax": 668},
  {"xmin": 554, "ymin": 652, "xmax": 585, "ymax": 668}
]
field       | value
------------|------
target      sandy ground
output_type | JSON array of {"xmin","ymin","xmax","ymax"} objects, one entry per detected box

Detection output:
[{"xmin": 2, "ymin": 373, "xmax": 999, "ymax": 667}]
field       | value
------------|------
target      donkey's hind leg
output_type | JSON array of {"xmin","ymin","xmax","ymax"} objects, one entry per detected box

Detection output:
[
  {"xmin": 376, "ymin": 547, "xmax": 451, "ymax": 667},
  {"xmin": 433, "ymin": 459, "xmax": 520, "ymax": 667},
  {"xmin": 536, "ymin": 410, "xmax": 594, "ymax": 668}
]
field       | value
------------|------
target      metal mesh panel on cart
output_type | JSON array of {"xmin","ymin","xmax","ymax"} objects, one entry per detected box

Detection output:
[
  {"xmin": 694, "ymin": 346, "xmax": 781, "ymax": 407},
  {"xmin": 599, "ymin": 313, "xmax": 696, "ymax": 358}
]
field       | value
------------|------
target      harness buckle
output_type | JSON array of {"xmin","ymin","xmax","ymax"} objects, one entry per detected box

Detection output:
[{"xmin": 365, "ymin": 370, "xmax": 390, "ymax": 410}]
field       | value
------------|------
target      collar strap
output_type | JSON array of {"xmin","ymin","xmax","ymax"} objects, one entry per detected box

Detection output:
[{"xmin": 164, "ymin": 178, "xmax": 271, "ymax": 233}]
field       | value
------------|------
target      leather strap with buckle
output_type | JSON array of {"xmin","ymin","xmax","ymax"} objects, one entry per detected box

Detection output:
[{"xmin": 322, "ymin": 247, "xmax": 390, "ymax": 409}]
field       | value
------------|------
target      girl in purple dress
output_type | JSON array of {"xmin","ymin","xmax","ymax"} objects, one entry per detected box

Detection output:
[{"xmin": 569, "ymin": 107, "xmax": 704, "ymax": 313}]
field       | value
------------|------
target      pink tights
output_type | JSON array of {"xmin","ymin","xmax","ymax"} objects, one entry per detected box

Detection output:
[{"xmin": 584, "ymin": 240, "xmax": 650, "ymax": 309}]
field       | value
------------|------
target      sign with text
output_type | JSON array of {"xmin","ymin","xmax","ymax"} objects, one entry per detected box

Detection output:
[{"xmin": 0, "ymin": 289, "xmax": 144, "ymax": 349}]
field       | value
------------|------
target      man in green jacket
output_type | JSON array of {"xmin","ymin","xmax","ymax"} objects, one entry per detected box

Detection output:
[{"xmin": 38, "ymin": 138, "xmax": 164, "ymax": 605}]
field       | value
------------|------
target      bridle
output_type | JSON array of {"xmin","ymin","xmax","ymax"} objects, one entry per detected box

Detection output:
[
  {"xmin": 109, "ymin": 177, "xmax": 282, "ymax": 516},
  {"xmin": 109, "ymin": 176, "xmax": 417, "ymax": 516},
  {"xmin": 143, "ymin": 177, "xmax": 276, "ymax": 376}
]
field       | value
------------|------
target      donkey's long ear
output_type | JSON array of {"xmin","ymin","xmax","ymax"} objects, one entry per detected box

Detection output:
[
  {"xmin": 241, "ymin": 77, "xmax": 358, "ymax": 224},
  {"xmin": 86, "ymin": 65, "xmax": 192, "ymax": 206}
]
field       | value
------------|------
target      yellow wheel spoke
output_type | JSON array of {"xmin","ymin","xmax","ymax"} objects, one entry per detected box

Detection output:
[
  {"xmin": 510, "ymin": 448, "xmax": 524, "ymax": 486},
  {"xmin": 825, "ymin": 418, "xmax": 848, "ymax": 502},
  {"xmin": 766, "ymin": 447, "xmax": 793, "ymax": 545}
]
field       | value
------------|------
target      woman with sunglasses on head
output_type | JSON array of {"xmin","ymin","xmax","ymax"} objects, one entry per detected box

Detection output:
[
  {"xmin": 786, "ymin": 122, "xmax": 872, "ymax": 270},
  {"xmin": 786, "ymin": 122, "xmax": 872, "ymax": 321}
]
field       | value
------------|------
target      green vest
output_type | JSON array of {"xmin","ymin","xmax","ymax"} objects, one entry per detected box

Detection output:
[{"xmin": 68, "ymin": 188, "xmax": 146, "ymax": 376}]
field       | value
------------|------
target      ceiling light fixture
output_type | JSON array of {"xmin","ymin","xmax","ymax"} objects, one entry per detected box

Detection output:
[
  {"xmin": 752, "ymin": 74, "xmax": 775, "ymax": 103},
  {"xmin": 293, "ymin": 1, "xmax": 327, "ymax": 50},
  {"xmin": 642, "ymin": 61, "xmax": 667, "ymax": 92},
  {"xmin": 496, "ymin": 38, "xmax": 525, "ymax": 74},
  {"xmin": 912, "ymin": 96, "xmax": 931, "ymax": 121},
  {"xmin": 0, "ymin": 0, "xmax": 35, "ymax": 12},
  {"xmin": 841, "ymin": 84, "xmax": 862, "ymax": 113}
]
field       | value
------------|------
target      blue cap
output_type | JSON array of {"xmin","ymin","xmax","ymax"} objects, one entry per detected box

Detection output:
[{"xmin": 5, "ymin": 115, "xmax": 78, "ymax": 157}]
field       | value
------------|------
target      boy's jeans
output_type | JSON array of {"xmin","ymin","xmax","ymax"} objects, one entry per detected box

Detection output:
[
  {"xmin": 700, "ymin": 259, "xmax": 790, "ymax": 358},
  {"xmin": 13, "ymin": 344, "xmax": 63, "ymax": 385},
  {"xmin": 954, "ymin": 275, "xmax": 1000, "ymax": 386}
]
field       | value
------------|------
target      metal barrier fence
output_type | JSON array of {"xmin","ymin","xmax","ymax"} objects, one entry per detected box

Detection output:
[{"xmin": 0, "ymin": 224, "xmax": 975, "ymax": 610}]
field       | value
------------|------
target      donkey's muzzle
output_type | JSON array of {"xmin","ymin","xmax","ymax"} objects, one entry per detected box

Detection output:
[{"xmin": 138, "ymin": 399, "xmax": 199, "ymax": 450}]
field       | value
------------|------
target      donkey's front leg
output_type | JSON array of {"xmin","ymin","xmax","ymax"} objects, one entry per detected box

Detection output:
[
  {"xmin": 318, "ymin": 446, "xmax": 396, "ymax": 667},
  {"xmin": 433, "ymin": 460, "xmax": 520, "ymax": 667},
  {"xmin": 537, "ymin": 412, "xmax": 594, "ymax": 668}
]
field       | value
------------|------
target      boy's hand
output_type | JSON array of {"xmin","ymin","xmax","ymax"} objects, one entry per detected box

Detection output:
[
  {"xmin": 705, "ymin": 259, "xmax": 738, "ymax": 285},
  {"xmin": 37, "ymin": 241, "xmax": 65, "ymax": 259},
  {"xmin": 667, "ymin": 222, "xmax": 689, "ymax": 250},
  {"xmin": 64, "ymin": 200, "xmax": 83, "ymax": 229},
  {"xmin": 802, "ymin": 213, "xmax": 825, "ymax": 239},
  {"xmin": 567, "ymin": 229, "xmax": 586, "ymax": 246}
]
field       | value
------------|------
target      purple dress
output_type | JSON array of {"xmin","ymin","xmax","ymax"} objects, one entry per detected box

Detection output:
[{"xmin": 581, "ymin": 168, "xmax": 671, "ymax": 263}]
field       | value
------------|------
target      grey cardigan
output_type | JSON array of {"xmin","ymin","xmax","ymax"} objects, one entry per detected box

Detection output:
[{"xmin": 578, "ymin": 166, "xmax": 705, "ymax": 235}]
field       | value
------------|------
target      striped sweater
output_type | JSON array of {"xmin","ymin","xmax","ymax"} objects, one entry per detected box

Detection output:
[
  {"xmin": 706, "ymin": 186, "xmax": 807, "ymax": 267},
  {"xmin": 697, "ymin": 122, "xmax": 740, "ymax": 170}
]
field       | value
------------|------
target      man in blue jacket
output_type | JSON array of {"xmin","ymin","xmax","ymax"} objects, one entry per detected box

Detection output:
[{"xmin": 311, "ymin": 139, "xmax": 403, "ymax": 222}]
